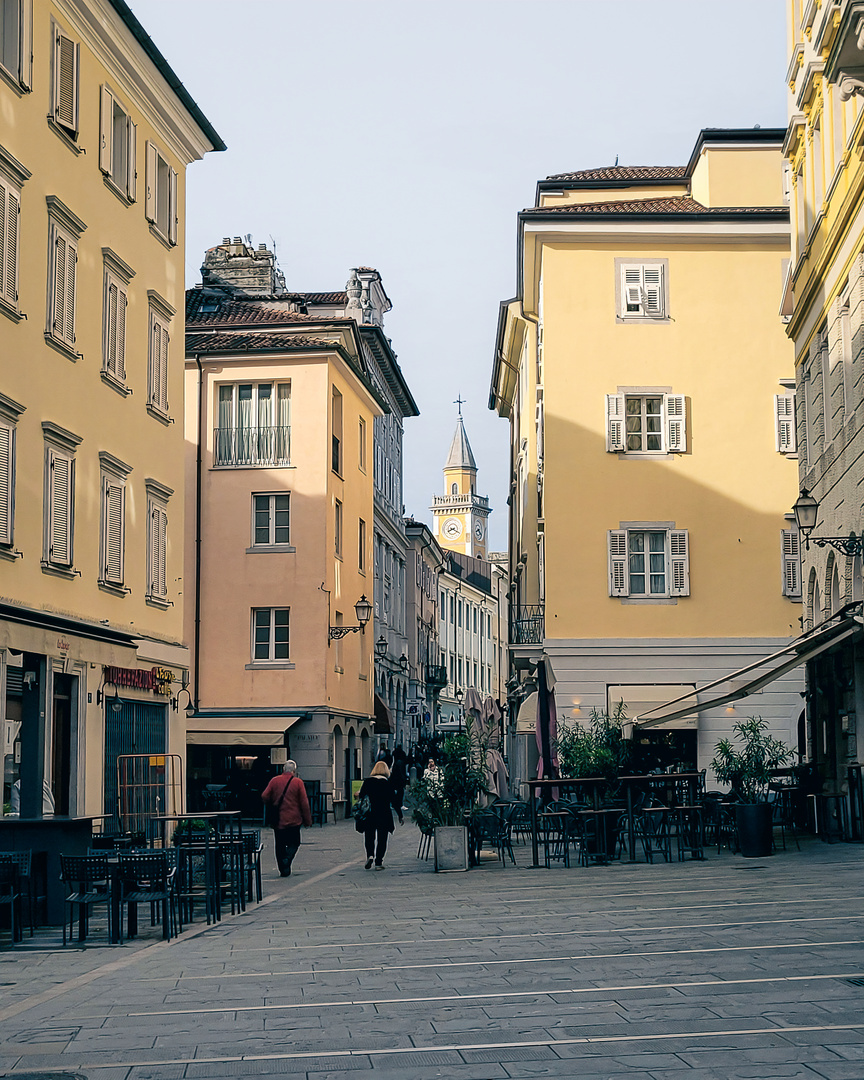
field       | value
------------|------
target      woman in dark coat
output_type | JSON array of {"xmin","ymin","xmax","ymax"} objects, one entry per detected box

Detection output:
[{"xmin": 358, "ymin": 760, "xmax": 403, "ymax": 870}]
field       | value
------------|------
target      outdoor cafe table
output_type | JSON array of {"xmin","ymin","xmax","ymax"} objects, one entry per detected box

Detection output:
[{"xmin": 526, "ymin": 773, "xmax": 705, "ymax": 867}]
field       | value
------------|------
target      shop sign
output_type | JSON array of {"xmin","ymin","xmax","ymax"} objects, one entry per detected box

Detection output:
[{"xmin": 104, "ymin": 665, "xmax": 173, "ymax": 697}]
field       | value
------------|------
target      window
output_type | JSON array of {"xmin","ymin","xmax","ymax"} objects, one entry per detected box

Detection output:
[
  {"xmin": 782, "ymin": 529, "xmax": 802, "ymax": 599},
  {"xmin": 331, "ymin": 387, "xmax": 343, "ymax": 474},
  {"xmin": 253, "ymin": 493, "xmax": 290, "ymax": 547},
  {"xmin": 46, "ymin": 197, "xmax": 85, "ymax": 355},
  {"xmin": 147, "ymin": 292, "xmax": 173, "ymax": 417},
  {"xmin": 0, "ymin": 154, "xmax": 24, "ymax": 315},
  {"xmin": 0, "ymin": 0, "xmax": 31, "ymax": 89},
  {"xmin": 252, "ymin": 608, "xmax": 289, "ymax": 662},
  {"xmin": 359, "ymin": 517, "xmax": 366, "ymax": 572},
  {"xmin": 42, "ymin": 421, "xmax": 80, "ymax": 573},
  {"xmin": 51, "ymin": 21, "xmax": 79, "ymax": 140},
  {"xmin": 608, "ymin": 528, "xmax": 689, "ymax": 598},
  {"xmin": 98, "ymin": 452, "xmax": 130, "ymax": 590},
  {"xmin": 99, "ymin": 86, "xmax": 136, "ymax": 199},
  {"xmin": 606, "ymin": 393, "xmax": 686, "ymax": 452},
  {"xmin": 0, "ymin": 392, "xmax": 23, "ymax": 551},
  {"xmin": 146, "ymin": 479, "xmax": 172, "ymax": 605},
  {"xmin": 144, "ymin": 142, "xmax": 176, "ymax": 244},
  {"xmin": 102, "ymin": 249, "xmax": 133, "ymax": 388},
  {"xmin": 359, "ymin": 416, "xmax": 366, "ymax": 471},
  {"xmin": 774, "ymin": 394, "xmax": 797, "ymax": 453},
  {"xmin": 334, "ymin": 498, "xmax": 342, "ymax": 557},
  {"xmin": 215, "ymin": 382, "xmax": 290, "ymax": 466},
  {"xmin": 617, "ymin": 260, "xmax": 667, "ymax": 320}
]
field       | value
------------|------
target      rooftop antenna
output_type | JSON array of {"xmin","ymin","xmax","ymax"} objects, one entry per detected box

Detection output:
[{"xmin": 614, "ymin": 154, "xmax": 619, "ymax": 166}]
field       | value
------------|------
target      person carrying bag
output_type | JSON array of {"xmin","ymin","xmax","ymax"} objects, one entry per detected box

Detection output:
[{"xmin": 261, "ymin": 760, "xmax": 312, "ymax": 877}]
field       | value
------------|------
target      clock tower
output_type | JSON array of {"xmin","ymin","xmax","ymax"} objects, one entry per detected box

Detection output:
[{"xmin": 432, "ymin": 404, "xmax": 491, "ymax": 559}]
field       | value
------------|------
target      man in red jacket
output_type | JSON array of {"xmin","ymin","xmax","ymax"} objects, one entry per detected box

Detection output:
[{"xmin": 261, "ymin": 760, "xmax": 312, "ymax": 876}]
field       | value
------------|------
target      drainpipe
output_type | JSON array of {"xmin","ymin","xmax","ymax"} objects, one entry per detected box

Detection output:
[{"xmin": 193, "ymin": 355, "xmax": 204, "ymax": 713}]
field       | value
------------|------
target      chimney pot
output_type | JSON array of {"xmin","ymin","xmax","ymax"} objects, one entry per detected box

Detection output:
[
  {"xmin": 222, "ymin": 237, "xmax": 230, "ymax": 245},
  {"xmin": 233, "ymin": 236, "xmax": 242, "ymax": 244}
]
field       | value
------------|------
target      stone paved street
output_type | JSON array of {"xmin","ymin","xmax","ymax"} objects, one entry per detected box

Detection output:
[{"xmin": 0, "ymin": 821, "xmax": 863, "ymax": 1079}]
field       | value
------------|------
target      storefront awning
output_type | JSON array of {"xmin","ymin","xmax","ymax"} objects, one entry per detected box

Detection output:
[
  {"xmin": 186, "ymin": 713, "xmax": 304, "ymax": 746},
  {"xmin": 373, "ymin": 694, "xmax": 392, "ymax": 734},
  {"xmin": 635, "ymin": 610, "xmax": 862, "ymax": 729}
]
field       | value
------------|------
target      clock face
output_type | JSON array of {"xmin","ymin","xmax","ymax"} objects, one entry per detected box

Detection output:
[
  {"xmin": 443, "ymin": 517, "xmax": 463, "ymax": 540},
  {"xmin": 474, "ymin": 521, "xmax": 484, "ymax": 541}
]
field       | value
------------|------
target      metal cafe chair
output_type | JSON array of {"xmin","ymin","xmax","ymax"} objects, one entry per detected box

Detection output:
[
  {"xmin": 0, "ymin": 860, "xmax": 22, "ymax": 947},
  {"xmin": 241, "ymin": 830, "xmax": 264, "ymax": 903},
  {"xmin": 0, "ymin": 850, "xmax": 40, "ymax": 936},
  {"xmin": 117, "ymin": 850, "xmax": 180, "ymax": 942},
  {"xmin": 60, "ymin": 854, "xmax": 113, "ymax": 946}
]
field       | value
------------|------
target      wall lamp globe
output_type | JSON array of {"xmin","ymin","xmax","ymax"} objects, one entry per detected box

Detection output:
[
  {"xmin": 794, "ymin": 488, "xmax": 863, "ymax": 556},
  {"xmin": 329, "ymin": 595, "xmax": 373, "ymax": 640},
  {"xmin": 374, "ymin": 636, "xmax": 388, "ymax": 660}
]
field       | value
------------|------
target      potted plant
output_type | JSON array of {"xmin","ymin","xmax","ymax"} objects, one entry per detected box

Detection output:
[
  {"xmin": 411, "ymin": 721, "xmax": 491, "ymax": 871},
  {"xmin": 710, "ymin": 717, "xmax": 792, "ymax": 857}
]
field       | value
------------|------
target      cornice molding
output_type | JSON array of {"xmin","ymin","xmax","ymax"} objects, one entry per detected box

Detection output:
[
  {"xmin": 0, "ymin": 143, "xmax": 31, "ymax": 187},
  {"xmin": 42, "ymin": 421, "xmax": 82, "ymax": 453},
  {"xmin": 0, "ymin": 392, "xmax": 25, "ymax": 424},
  {"xmin": 46, "ymin": 195, "xmax": 86, "ymax": 238},
  {"xmin": 98, "ymin": 450, "xmax": 132, "ymax": 479},
  {"xmin": 102, "ymin": 246, "xmax": 135, "ymax": 284},
  {"xmin": 145, "ymin": 477, "xmax": 174, "ymax": 502}
]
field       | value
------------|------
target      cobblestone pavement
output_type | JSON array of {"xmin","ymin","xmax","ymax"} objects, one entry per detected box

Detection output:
[{"xmin": 0, "ymin": 820, "xmax": 863, "ymax": 1079}]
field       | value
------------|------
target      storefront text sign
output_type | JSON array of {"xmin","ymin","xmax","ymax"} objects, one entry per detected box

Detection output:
[{"xmin": 103, "ymin": 665, "xmax": 173, "ymax": 697}]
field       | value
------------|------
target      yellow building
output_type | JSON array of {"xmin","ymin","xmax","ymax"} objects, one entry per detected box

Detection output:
[
  {"xmin": 783, "ymin": 0, "xmax": 864, "ymax": 814},
  {"xmin": 491, "ymin": 128, "xmax": 804, "ymax": 776},
  {"xmin": 184, "ymin": 242, "xmax": 389, "ymax": 816},
  {"xmin": 432, "ymin": 410, "xmax": 491, "ymax": 559},
  {"xmin": 0, "ymin": 0, "xmax": 222, "ymax": 847}
]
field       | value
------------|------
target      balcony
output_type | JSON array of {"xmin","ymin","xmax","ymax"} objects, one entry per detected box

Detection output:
[
  {"xmin": 213, "ymin": 426, "xmax": 291, "ymax": 467},
  {"xmin": 431, "ymin": 493, "xmax": 490, "ymax": 510},
  {"xmin": 425, "ymin": 664, "xmax": 447, "ymax": 688},
  {"xmin": 510, "ymin": 605, "xmax": 544, "ymax": 645}
]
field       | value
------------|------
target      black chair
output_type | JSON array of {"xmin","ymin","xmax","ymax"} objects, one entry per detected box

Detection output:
[
  {"xmin": 60, "ymin": 854, "xmax": 112, "ymax": 946},
  {"xmin": 769, "ymin": 785, "xmax": 800, "ymax": 851},
  {"xmin": 635, "ymin": 802, "xmax": 672, "ymax": 863},
  {"xmin": 117, "ymin": 850, "xmax": 179, "ymax": 942},
  {"xmin": 0, "ymin": 850, "xmax": 40, "ymax": 936},
  {"xmin": 241, "ymin": 830, "xmax": 263, "ymax": 903},
  {"xmin": 0, "ymin": 860, "xmax": 22, "ymax": 946},
  {"xmin": 506, "ymin": 801, "xmax": 532, "ymax": 845},
  {"xmin": 472, "ymin": 809, "xmax": 516, "ymax": 867}
]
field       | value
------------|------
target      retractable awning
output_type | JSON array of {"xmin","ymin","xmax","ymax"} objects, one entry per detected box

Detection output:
[
  {"xmin": 635, "ymin": 610, "xmax": 862, "ymax": 729},
  {"xmin": 373, "ymin": 694, "xmax": 392, "ymax": 734},
  {"xmin": 186, "ymin": 713, "xmax": 304, "ymax": 746}
]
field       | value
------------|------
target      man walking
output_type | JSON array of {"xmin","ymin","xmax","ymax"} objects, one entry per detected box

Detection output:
[{"xmin": 261, "ymin": 761, "xmax": 312, "ymax": 876}]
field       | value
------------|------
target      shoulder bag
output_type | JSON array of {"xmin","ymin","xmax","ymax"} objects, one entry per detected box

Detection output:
[{"xmin": 265, "ymin": 776, "xmax": 292, "ymax": 829}]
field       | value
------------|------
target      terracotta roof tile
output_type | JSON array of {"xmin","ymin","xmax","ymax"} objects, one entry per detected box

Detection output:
[
  {"xmin": 525, "ymin": 196, "xmax": 787, "ymax": 216},
  {"xmin": 186, "ymin": 291, "xmax": 317, "ymax": 327},
  {"xmin": 303, "ymin": 291, "xmax": 347, "ymax": 304},
  {"xmin": 545, "ymin": 165, "xmax": 688, "ymax": 182},
  {"xmin": 186, "ymin": 331, "xmax": 336, "ymax": 353}
]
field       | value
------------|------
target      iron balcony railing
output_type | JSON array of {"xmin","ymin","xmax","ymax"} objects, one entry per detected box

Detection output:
[
  {"xmin": 510, "ymin": 605, "xmax": 544, "ymax": 645},
  {"xmin": 213, "ymin": 426, "xmax": 291, "ymax": 467},
  {"xmin": 425, "ymin": 664, "xmax": 448, "ymax": 688}
]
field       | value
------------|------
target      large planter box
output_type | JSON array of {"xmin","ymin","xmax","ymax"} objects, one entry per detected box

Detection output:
[
  {"xmin": 434, "ymin": 825, "xmax": 469, "ymax": 872},
  {"xmin": 735, "ymin": 802, "xmax": 773, "ymax": 858}
]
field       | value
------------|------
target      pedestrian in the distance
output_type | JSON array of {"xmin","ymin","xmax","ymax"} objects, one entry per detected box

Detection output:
[
  {"xmin": 391, "ymin": 746, "xmax": 408, "ymax": 813},
  {"xmin": 358, "ymin": 760, "xmax": 403, "ymax": 870},
  {"xmin": 261, "ymin": 760, "xmax": 311, "ymax": 877}
]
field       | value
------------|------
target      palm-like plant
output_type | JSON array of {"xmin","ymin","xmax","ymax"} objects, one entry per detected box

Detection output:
[
  {"xmin": 710, "ymin": 717, "xmax": 792, "ymax": 803},
  {"xmin": 411, "ymin": 720, "xmax": 492, "ymax": 829}
]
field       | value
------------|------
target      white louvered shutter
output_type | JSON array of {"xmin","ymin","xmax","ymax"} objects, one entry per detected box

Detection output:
[
  {"xmin": 606, "ymin": 393, "xmax": 625, "ymax": 451},
  {"xmin": 64, "ymin": 239, "xmax": 76, "ymax": 344},
  {"xmin": 150, "ymin": 504, "xmax": 167, "ymax": 597},
  {"xmin": 623, "ymin": 266, "xmax": 642, "ymax": 314},
  {"xmin": 49, "ymin": 450, "xmax": 72, "ymax": 565},
  {"xmin": 54, "ymin": 28, "xmax": 78, "ymax": 136},
  {"xmin": 105, "ymin": 281, "xmax": 117, "ymax": 374},
  {"xmin": 127, "ymin": 119, "xmax": 137, "ymax": 201},
  {"xmin": 775, "ymin": 394, "xmax": 797, "ymax": 453},
  {"xmin": 168, "ymin": 166, "xmax": 178, "ymax": 245},
  {"xmin": 105, "ymin": 480, "xmax": 124, "ymax": 583},
  {"xmin": 0, "ymin": 423, "xmax": 12, "ymax": 546},
  {"xmin": 664, "ymin": 395, "xmax": 687, "ymax": 452},
  {"xmin": 642, "ymin": 266, "xmax": 664, "ymax": 316},
  {"xmin": 781, "ymin": 529, "xmax": 802, "ymax": 598},
  {"xmin": 52, "ymin": 231, "xmax": 66, "ymax": 335},
  {"xmin": 145, "ymin": 141, "xmax": 157, "ymax": 222},
  {"xmin": 116, "ymin": 286, "xmax": 127, "ymax": 379},
  {"xmin": 669, "ymin": 530, "xmax": 690, "ymax": 596},
  {"xmin": 159, "ymin": 327, "xmax": 169, "ymax": 410},
  {"xmin": 0, "ymin": 183, "xmax": 5, "ymax": 304},
  {"xmin": 608, "ymin": 530, "xmax": 628, "ymax": 596},
  {"xmin": 99, "ymin": 85, "xmax": 113, "ymax": 174},
  {"xmin": 5, "ymin": 187, "xmax": 18, "ymax": 306}
]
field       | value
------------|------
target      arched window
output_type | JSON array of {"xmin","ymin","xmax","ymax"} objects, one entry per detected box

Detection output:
[
  {"xmin": 451, "ymin": 482, "xmax": 457, "ymax": 495},
  {"xmin": 852, "ymin": 552, "xmax": 864, "ymax": 602},
  {"xmin": 830, "ymin": 563, "xmax": 842, "ymax": 615}
]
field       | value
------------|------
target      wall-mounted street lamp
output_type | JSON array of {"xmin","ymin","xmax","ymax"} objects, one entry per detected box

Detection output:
[
  {"xmin": 172, "ymin": 687, "xmax": 194, "ymax": 715},
  {"xmin": 329, "ymin": 595, "xmax": 372, "ymax": 640},
  {"xmin": 96, "ymin": 679, "xmax": 123, "ymax": 712},
  {"xmin": 375, "ymin": 636, "xmax": 388, "ymax": 660},
  {"xmin": 399, "ymin": 654, "xmax": 409, "ymax": 672},
  {"xmin": 793, "ymin": 489, "xmax": 864, "ymax": 556}
]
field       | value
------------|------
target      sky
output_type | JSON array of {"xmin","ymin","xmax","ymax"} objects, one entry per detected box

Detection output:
[{"xmin": 133, "ymin": 0, "xmax": 789, "ymax": 551}]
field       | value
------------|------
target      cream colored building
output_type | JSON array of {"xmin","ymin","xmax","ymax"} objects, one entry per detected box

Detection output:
[
  {"xmin": 491, "ymin": 128, "xmax": 804, "ymax": 775},
  {"xmin": 0, "ymin": 0, "xmax": 222, "ymax": 836}
]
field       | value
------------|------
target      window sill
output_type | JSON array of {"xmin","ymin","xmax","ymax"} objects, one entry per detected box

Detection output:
[
  {"xmin": 40, "ymin": 561, "xmax": 79, "ymax": 580},
  {"xmin": 245, "ymin": 662, "xmax": 295, "ymax": 670},
  {"xmin": 99, "ymin": 580, "xmax": 131, "ymax": 597},
  {"xmin": 0, "ymin": 545, "xmax": 22, "ymax": 563},
  {"xmin": 102, "ymin": 174, "xmax": 134, "ymax": 206},
  {"xmin": 616, "ymin": 315, "xmax": 670, "ymax": 325},
  {"xmin": 46, "ymin": 117, "xmax": 83, "ymax": 155},
  {"xmin": 359, "ymin": 673, "xmax": 367, "ymax": 681},
  {"xmin": 146, "ymin": 404, "xmax": 171, "ymax": 426},
  {"xmin": 101, "ymin": 370, "xmax": 131, "ymax": 397},
  {"xmin": 0, "ymin": 297, "xmax": 23, "ymax": 324},
  {"xmin": 246, "ymin": 544, "xmax": 296, "ymax": 554},
  {"xmin": 0, "ymin": 64, "xmax": 27, "ymax": 96},
  {"xmin": 146, "ymin": 594, "xmax": 173, "ymax": 609},
  {"xmin": 44, "ymin": 333, "xmax": 80, "ymax": 362},
  {"xmin": 334, "ymin": 666, "xmax": 344, "ymax": 674},
  {"xmin": 618, "ymin": 597, "xmax": 679, "ymax": 605},
  {"xmin": 148, "ymin": 223, "xmax": 175, "ymax": 250}
]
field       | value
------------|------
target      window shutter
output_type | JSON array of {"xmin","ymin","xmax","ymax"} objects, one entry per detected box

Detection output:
[
  {"xmin": 664, "ymin": 395, "xmax": 687, "ymax": 452},
  {"xmin": 168, "ymin": 166, "xmax": 178, "ymax": 245},
  {"xmin": 642, "ymin": 266, "xmax": 664, "ymax": 316},
  {"xmin": 64, "ymin": 240, "xmax": 76, "ymax": 344},
  {"xmin": 49, "ymin": 450, "xmax": 72, "ymax": 565},
  {"xmin": 53, "ymin": 231, "xmax": 66, "ymax": 335},
  {"xmin": 99, "ymin": 85, "xmax": 113, "ymax": 174},
  {"xmin": 5, "ymin": 187, "xmax": 18, "ymax": 305},
  {"xmin": 145, "ymin": 141, "xmax": 157, "ymax": 222},
  {"xmin": 106, "ymin": 280, "xmax": 117, "ymax": 373},
  {"xmin": 774, "ymin": 394, "xmax": 797, "ymax": 453},
  {"xmin": 623, "ymin": 266, "xmax": 642, "ymax": 314},
  {"xmin": 0, "ymin": 423, "xmax": 12, "ymax": 546},
  {"xmin": 117, "ymin": 286, "xmax": 127, "ymax": 379},
  {"xmin": 127, "ymin": 119, "xmax": 137, "ymax": 201},
  {"xmin": 150, "ymin": 505, "xmax": 167, "ymax": 596},
  {"xmin": 0, "ymin": 183, "xmax": 5, "ymax": 303},
  {"xmin": 669, "ymin": 530, "xmax": 690, "ymax": 596},
  {"xmin": 605, "ymin": 393, "xmax": 625, "ymax": 451},
  {"xmin": 160, "ymin": 328, "xmax": 169, "ymax": 410},
  {"xmin": 608, "ymin": 529, "xmax": 628, "ymax": 596},
  {"xmin": 782, "ymin": 529, "xmax": 802, "ymax": 598},
  {"xmin": 19, "ymin": 0, "xmax": 32, "ymax": 91},
  {"xmin": 54, "ymin": 29, "xmax": 78, "ymax": 135},
  {"xmin": 105, "ymin": 480, "xmax": 124, "ymax": 583}
]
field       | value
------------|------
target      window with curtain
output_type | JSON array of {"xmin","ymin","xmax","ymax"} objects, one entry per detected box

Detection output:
[{"xmin": 215, "ymin": 382, "xmax": 291, "ymax": 466}]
